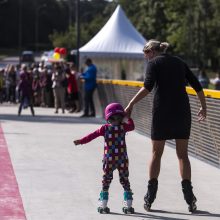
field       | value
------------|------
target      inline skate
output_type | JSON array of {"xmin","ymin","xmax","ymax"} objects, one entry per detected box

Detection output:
[
  {"xmin": 144, "ymin": 178, "xmax": 158, "ymax": 211},
  {"xmin": 182, "ymin": 179, "xmax": 197, "ymax": 213}
]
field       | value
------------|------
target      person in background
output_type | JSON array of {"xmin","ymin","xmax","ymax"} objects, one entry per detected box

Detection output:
[
  {"xmin": 210, "ymin": 72, "xmax": 220, "ymax": 90},
  {"xmin": 197, "ymin": 68, "xmax": 209, "ymax": 89},
  {"xmin": 70, "ymin": 63, "xmax": 82, "ymax": 111},
  {"xmin": 15, "ymin": 64, "xmax": 21, "ymax": 103},
  {"xmin": 52, "ymin": 65, "xmax": 66, "ymax": 114},
  {"xmin": 32, "ymin": 68, "xmax": 41, "ymax": 106},
  {"xmin": 39, "ymin": 68, "xmax": 47, "ymax": 107},
  {"xmin": 0, "ymin": 68, "xmax": 4, "ymax": 103},
  {"xmin": 65, "ymin": 68, "xmax": 80, "ymax": 113},
  {"xmin": 7, "ymin": 65, "xmax": 17, "ymax": 103},
  {"xmin": 70, "ymin": 64, "xmax": 80, "ymax": 112},
  {"xmin": 125, "ymin": 39, "xmax": 206, "ymax": 213},
  {"xmin": 80, "ymin": 58, "xmax": 97, "ymax": 117},
  {"xmin": 46, "ymin": 69, "xmax": 54, "ymax": 107},
  {"xmin": 18, "ymin": 69, "xmax": 35, "ymax": 116}
]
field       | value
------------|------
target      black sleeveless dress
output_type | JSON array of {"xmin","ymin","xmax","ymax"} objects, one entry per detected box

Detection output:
[{"xmin": 144, "ymin": 54, "xmax": 202, "ymax": 140}]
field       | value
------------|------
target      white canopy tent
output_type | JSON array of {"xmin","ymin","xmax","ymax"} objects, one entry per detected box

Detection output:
[{"xmin": 79, "ymin": 5, "xmax": 147, "ymax": 80}]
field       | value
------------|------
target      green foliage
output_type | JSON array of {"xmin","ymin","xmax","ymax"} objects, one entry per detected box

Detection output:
[
  {"xmin": 1, "ymin": 0, "xmax": 220, "ymax": 69},
  {"xmin": 49, "ymin": 30, "xmax": 72, "ymax": 49}
]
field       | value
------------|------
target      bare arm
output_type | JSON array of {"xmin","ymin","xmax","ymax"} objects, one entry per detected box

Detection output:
[
  {"xmin": 125, "ymin": 87, "xmax": 149, "ymax": 117},
  {"xmin": 197, "ymin": 90, "xmax": 207, "ymax": 121}
]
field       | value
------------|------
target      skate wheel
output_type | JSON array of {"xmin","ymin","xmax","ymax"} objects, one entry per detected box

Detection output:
[
  {"xmin": 98, "ymin": 207, "xmax": 103, "ymax": 214},
  {"xmin": 127, "ymin": 207, "xmax": 135, "ymax": 214},
  {"xmin": 122, "ymin": 207, "xmax": 128, "ymax": 214},
  {"xmin": 122, "ymin": 207, "xmax": 135, "ymax": 214},
  {"xmin": 144, "ymin": 203, "xmax": 151, "ymax": 212},
  {"xmin": 130, "ymin": 207, "xmax": 135, "ymax": 214},
  {"xmin": 104, "ymin": 207, "xmax": 110, "ymax": 213},
  {"xmin": 189, "ymin": 204, "xmax": 197, "ymax": 213},
  {"xmin": 98, "ymin": 207, "xmax": 110, "ymax": 214}
]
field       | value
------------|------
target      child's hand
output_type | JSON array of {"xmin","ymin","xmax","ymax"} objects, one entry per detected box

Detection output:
[
  {"xmin": 123, "ymin": 116, "xmax": 129, "ymax": 122},
  {"xmin": 73, "ymin": 140, "xmax": 81, "ymax": 145}
]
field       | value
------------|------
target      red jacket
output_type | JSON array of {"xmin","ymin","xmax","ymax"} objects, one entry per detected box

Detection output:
[{"xmin": 67, "ymin": 74, "xmax": 78, "ymax": 94}]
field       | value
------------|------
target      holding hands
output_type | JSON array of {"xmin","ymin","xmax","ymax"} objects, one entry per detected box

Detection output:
[
  {"xmin": 124, "ymin": 104, "xmax": 133, "ymax": 118},
  {"xmin": 125, "ymin": 87, "xmax": 149, "ymax": 118}
]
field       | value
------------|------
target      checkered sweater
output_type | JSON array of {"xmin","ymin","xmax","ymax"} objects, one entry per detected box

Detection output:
[{"xmin": 79, "ymin": 118, "xmax": 135, "ymax": 158}]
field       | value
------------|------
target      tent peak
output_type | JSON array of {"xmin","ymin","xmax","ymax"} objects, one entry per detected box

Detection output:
[{"xmin": 80, "ymin": 4, "xmax": 147, "ymax": 58}]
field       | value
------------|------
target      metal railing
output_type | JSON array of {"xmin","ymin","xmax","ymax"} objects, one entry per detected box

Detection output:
[{"xmin": 95, "ymin": 79, "xmax": 220, "ymax": 168}]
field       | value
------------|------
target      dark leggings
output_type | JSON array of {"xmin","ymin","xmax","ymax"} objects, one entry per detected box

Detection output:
[
  {"xmin": 84, "ymin": 89, "xmax": 95, "ymax": 115},
  {"xmin": 18, "ymin": 95, "xmax": 35, "ymax": 116}
]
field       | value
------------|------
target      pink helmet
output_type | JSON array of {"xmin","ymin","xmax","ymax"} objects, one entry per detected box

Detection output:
[{"xmin": 105, "ymin": 103, "xmax": 125, "ymax": 121}]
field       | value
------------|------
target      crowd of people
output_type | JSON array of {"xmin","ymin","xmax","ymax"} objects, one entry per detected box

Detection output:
[
  {"xmin": 0, "ymin": 61, "xmax": 84, "ymax": 116},
  {"xmin": 0, "ymin": 57, "xmax": 98, "ymax": 117},
  {"xmin": 1, "ymin": 61, "xmax": 220, "ymax": 111}
]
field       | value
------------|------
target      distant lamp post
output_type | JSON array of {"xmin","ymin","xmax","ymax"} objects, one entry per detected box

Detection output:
[
  {"xmin": 18, "ymin": 0, "xmax": 22, "ymax": 54},
  {"xmin": 35, "ymin": 4, "xmax": 46, "ymax": 52},
  {"xmin": 75, "ymin": 0, "xmax": 80, "ymax": 71}
]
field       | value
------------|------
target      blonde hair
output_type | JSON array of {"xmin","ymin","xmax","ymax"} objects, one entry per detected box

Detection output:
[{"xmin": 143, "ymin": 39, "xmax": 169, "ymax": 53}]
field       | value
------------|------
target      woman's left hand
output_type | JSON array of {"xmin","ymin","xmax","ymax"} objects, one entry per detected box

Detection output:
[{"xmin": 197, "ymin": 107, "xmax": 206, "ymax": 121}]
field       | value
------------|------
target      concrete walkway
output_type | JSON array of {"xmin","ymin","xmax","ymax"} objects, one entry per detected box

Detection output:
[{"xmin": 0, "ymin": 104, "xmax": 220, "ymax": 220}]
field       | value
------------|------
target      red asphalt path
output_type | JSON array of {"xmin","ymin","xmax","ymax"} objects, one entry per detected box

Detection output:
[{"xmin": 0, "ymin": 124, "xmax": 26, "ymax": 220}]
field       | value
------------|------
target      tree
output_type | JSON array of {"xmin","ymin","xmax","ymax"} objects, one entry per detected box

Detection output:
[{"xmin": 1, "ymin": 0, "xmax": 220, "ymax": 70}]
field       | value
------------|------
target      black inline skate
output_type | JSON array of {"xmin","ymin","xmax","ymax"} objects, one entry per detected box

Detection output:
[
  {"xmin": 181, "ymin": 179, "xmax": 197, "ymax": 213},
  {"xmin": 97, "ymin": 191, "xmax": 110, "ymax": 214},
  {"xmin": 144, "ymin": 178, "xmax": 158, "ymax": 211},
  {"xmin": 122, "ymin": 190, "xmax": 135, "ymax": 214}
]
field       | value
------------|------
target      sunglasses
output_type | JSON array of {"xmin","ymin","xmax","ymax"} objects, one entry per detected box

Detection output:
[{"xmin": 109, "ymin": 115, "xmax": 123, "ymax": 121}]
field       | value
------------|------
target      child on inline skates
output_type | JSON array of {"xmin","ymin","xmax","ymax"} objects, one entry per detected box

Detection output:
[{"xmin": 73, "ymin": 103, "xmax": 135, "ymax": 214}]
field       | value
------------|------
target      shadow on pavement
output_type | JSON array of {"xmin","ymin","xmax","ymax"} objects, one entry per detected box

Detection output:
[
  {"xmin": 109, "ymin": 211, "xmax": 188, "ymax": 220},
  {"xmin": 0, "ymin": 114, "xmax": 104, "ymax": 125},
  {"xmin": 149, "ymin": 209, "xmax": 220, "ymax": 218},
  {"xmin": 110, "ymin": 209, "xmax": 220, "ymax": 219}
]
